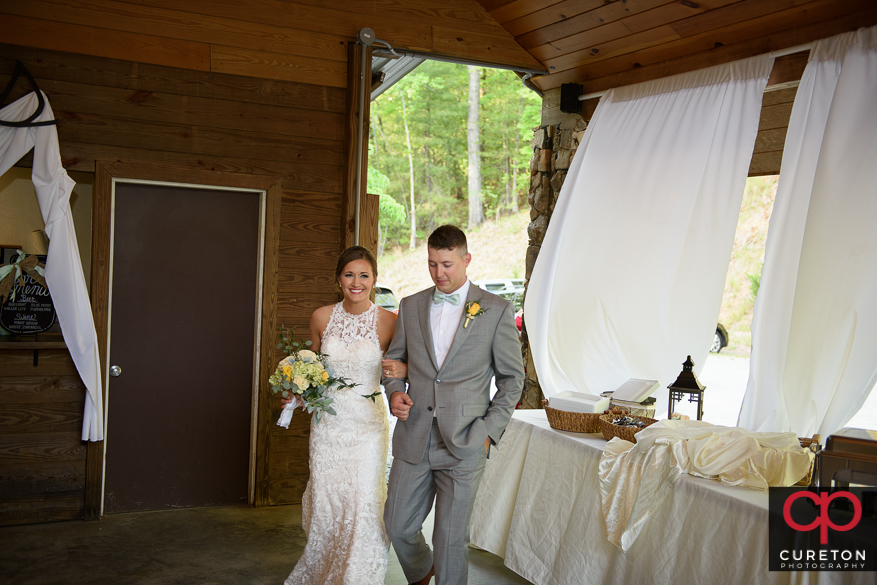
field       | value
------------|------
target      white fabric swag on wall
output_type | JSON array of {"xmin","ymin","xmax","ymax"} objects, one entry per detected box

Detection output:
[
  {"xmin": 0, "ymin": 91, "xmax": 104, "ymax": 441},
  {"xmin": 739, "ymin": 26, "xmax": 877, "ymax": 438},
  {"xmin": 526, "ymin": 55, "xmax": 774, "ymax": 416}
]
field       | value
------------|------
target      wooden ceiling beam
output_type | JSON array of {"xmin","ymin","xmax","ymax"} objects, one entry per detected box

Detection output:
[
  {"xmin": 541, "ymin": 25, "xmax": 680, "ymax": 72},
  {"xmin": 671, "ymin": 0, "xmax": 803, "ymax": 38},
  {"xmin": 432, "ymin": 25, "xmax": 545, "ymax": 68},
  {"xmin": 622, "ymin": 0, "xmax": 741, "ymax": 35},
  {"xmin": 516, "ymin": 0, "xmax": 673, "ymax": 50},
  {"xmin": 503, "ymin": 0, "xmax": 609, "ymax": 38},
  {"xmin": 534, "ymin": 0, "xmax": 827, "ymax": 82},
  {"xmin": 531, "ymin": 2, "xmax": 877, "ymax": 92},
  {"xmin": 516, "ymin": 0, "xmax": 742, "ymax": 52},
  {"xmin": 486, "ymin": 0, "xmax": 566, "ymax": 25},
  {"xmin": 527, "ymin": 0, "xmax": 807, "ymax": 71},
  {"xmin": 524, "ymin": 0, "xmax": 751, "ymax": 65},
  {"xmin": 478, "ymin": 0, "xmax": 521, "ymax": 13},
  {"xmin": 528, "ymin": 20, "xmax": 629, "ymax": 62}
]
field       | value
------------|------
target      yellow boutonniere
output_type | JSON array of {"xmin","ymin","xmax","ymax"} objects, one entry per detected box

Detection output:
[{"xmin": 463, "ymin": 298, "xmax": 487, "ymax": 328}]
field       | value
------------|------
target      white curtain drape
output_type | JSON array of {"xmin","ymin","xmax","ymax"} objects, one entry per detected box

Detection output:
[
  {"xmin": 526, "ymin": 55, "xmax": 774, "ymax": 416},
  {"xmin": 738, "ymin": 26, "xmax": 877, "ymax": 438},
  {"xmin": 0, "ymin": 92, "xmax": 104, "ymax": 441}
]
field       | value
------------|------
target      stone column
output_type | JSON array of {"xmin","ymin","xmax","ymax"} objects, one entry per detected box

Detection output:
[{"xmin": 519, "ymin": 118, "xmax": 587, "ymax": 408}]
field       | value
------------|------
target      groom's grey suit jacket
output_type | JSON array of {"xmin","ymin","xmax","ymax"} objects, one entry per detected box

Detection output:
[{"xmin": 383, "ymin": 284, "xmax": 524, "ymax": 463}]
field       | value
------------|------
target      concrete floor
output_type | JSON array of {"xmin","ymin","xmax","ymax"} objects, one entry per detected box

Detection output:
[{"xmin": 0, "ymin": 504, "xmax": 533, "ymax": 585}]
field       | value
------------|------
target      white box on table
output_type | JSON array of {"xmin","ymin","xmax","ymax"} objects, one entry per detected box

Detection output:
[
  {"xmin": 549, "ymin": 391, "xmax": 610, "ymax": 414},
  {"xmin": 609, "ymin": 378, "xmax": 660, "ymax": 402}
]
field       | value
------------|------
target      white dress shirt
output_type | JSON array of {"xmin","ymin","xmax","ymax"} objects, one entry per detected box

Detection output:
[{"xmin": 430, "ymin": 279, "xmax": 470, "ymax": 370}]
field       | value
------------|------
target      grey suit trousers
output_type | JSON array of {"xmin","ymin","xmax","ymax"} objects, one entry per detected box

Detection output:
[{"xmin": 384, "ymin": 419, "xmax": 487, "ymax": 585}]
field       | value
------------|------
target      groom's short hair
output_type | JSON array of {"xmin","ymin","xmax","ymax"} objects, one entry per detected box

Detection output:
[{"xmin": 428, "ymin": 225, "xmax": 468, "ymax": 255}]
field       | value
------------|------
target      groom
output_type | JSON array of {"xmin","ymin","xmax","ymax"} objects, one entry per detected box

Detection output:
[{"xmin": 383, "ymin": 225, "xmax": 524, "ymax": 585}]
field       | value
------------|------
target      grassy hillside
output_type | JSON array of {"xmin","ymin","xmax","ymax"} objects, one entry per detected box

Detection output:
[
  {"xmin": 378, "ymin": 210, "xmax": 530, "ymax": 299},
  {"xmin": 718, "ymin": 175, "xmax": 777, "ymax": 356},
  {"xmin": 377, "ymin": 176, "xmax": 776, "ymax": 358}
]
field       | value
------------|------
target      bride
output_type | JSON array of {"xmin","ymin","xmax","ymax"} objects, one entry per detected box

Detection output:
[{"xmin": 283, "ymin": 246, "xmax": 406, "ymax": 585}]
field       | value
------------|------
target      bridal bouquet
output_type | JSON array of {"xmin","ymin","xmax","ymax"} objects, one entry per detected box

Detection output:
[{"xmin": 271, "ymin": 326, "xmax": 356, "ymax": 428}]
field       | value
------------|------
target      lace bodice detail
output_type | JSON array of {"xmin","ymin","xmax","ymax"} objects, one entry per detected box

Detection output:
[
  {"xmin": 324, "ymin": 302, "xmax": 381, "ymax": 345},
  {"xmin": 320, "ymin": 302, "xmax": 382, "ymax": 390}
]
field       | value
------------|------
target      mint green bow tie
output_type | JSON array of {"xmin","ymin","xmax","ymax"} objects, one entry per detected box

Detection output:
[{"xmin": 433, "ymin": 291, "xmax": 461, "ymax": 306}]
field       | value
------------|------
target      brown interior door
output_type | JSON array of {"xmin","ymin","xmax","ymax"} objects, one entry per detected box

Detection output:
[{"xmin": 104, "ymin": 182, "xmax": 260, "ymax": 513}]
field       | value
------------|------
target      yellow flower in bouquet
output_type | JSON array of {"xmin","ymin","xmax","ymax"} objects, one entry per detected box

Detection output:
[{"xmin": 270, "ymin": 325, "xmax": 358, "ymax": 426}]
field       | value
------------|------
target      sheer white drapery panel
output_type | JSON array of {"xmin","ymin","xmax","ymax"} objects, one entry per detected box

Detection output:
[
  {"xmin": 0, "ymin": 92, "xmax": 104, "ymax": 441},
  {"xmin": 525, "ymin": 56, "xmax": 773, "ymax": 416},
  {"xmin": 739, "ymin": 26, "xmax": 877, "ymax": 438}
]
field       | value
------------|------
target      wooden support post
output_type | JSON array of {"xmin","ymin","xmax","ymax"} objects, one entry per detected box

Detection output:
[{"xmin": 343, "ymin": 42, "xmax": 375, "ymax": 253}]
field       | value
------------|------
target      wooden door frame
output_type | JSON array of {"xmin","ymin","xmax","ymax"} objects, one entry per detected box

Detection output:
[{"xmin": 85, "ymin": 161, "xmax": 281, "ymax": 518}]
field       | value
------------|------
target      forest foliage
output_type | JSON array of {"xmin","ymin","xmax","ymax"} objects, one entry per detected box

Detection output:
[
  {"xmin": 368, "ymin": 60, "xmax": 541, "ymax": 254},
  {"xmin": 717, "ymin": 175, "xmax": 776, "ymax": 355}
]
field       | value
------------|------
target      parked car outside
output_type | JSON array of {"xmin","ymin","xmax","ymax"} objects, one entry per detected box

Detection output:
[
  {"xmin": 711, "ymin": 323, "xmax": 729, "ymax": 353},
  {"xmin": 471, "ymin": 279, "xmax": 525, "ymax": 311},
  {"xmin": 375, "ymin": 285, "xmax": 399, "ymax": 313}
]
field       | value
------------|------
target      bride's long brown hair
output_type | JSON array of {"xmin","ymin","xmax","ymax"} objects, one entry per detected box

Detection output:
[{"xmin": 334, "ymin": 246, "xmax": 379, "ymax": 303}]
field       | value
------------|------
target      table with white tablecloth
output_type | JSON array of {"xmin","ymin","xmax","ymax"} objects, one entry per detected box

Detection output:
[{"xmin": 470, "ymin": 410, "xmax": 869, "ymax": 585}]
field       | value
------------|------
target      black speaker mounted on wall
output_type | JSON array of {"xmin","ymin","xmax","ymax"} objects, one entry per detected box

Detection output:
[{"xmin": 559, "ymin": 83, "xmax": 583, "ymax": 114}]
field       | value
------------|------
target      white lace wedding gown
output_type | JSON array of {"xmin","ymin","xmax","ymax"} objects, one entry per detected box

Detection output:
[{"xmin": 284, "ymin": 302, "xmax": 390, "ymax": 585}]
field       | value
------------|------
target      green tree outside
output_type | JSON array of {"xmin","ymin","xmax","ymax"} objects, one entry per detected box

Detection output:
[{"xmin": 369, "ymin": 61, "xmax": 541, "ymax": 253}]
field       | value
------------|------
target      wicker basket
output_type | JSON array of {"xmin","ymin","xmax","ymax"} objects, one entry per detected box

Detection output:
[
  {"xmin": 796, "ymin": 434, "xmax": 822, "ymax": 486},
  {"xmin": 542, "ymin": 399, "xmax": 602, "ymax": 433},
  {"xmin": 609, "ymin": 399, "xmax": 657, "ymax": 419},
  {"xmin": 598, "ymin": 413, "xmax": 658, "ymax": 443}
]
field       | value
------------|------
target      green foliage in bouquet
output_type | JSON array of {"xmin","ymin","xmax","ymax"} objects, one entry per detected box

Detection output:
[
  {"xmin": 270, "ymin": 325, "xmax": 357, "ymax": 423},
  {"xmin": 277, "ymin": 324, "xmax": 313, "ymax": 356}
]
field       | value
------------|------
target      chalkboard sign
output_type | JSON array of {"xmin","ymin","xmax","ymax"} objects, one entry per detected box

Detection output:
[{"xmin": 0, "ymin": 272, "xmax": 56, "ymax": 334}]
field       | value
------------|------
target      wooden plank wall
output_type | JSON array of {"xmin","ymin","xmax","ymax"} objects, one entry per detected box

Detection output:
[
  {"xmin": 0, "ymin": 0, "xmax": 540, "ymax": 86},
  {"xmin": 0, "ymin": 39, "xmax": 344, "ymax": 521},
  {"xmin": 0, "ymin": 349, "xmax": 87, "ymax": 526},
  {"xmin": 749, "ymin": 86, "xmax": 797, "ymax": 177}
]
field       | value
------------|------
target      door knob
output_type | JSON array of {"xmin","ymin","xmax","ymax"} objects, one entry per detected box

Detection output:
[{"xmin": 110, "ymin": 365, "xmax": 122, "ymax": 377}]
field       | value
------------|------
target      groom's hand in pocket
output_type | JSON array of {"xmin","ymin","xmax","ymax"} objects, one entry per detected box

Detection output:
[{"xmin": 389, "ymin": 391, "xmax": 414, "ymax": 421}]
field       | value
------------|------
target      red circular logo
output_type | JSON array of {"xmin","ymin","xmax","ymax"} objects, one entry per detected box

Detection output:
[{"xmin": 783, "ymin": 490, "xmax": 862, "ymax": 545}]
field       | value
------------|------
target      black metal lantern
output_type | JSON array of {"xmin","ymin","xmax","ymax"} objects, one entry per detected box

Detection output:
[{"xmin": 667, "ymin": 355, "xmax": 706, "ymax": 420}]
